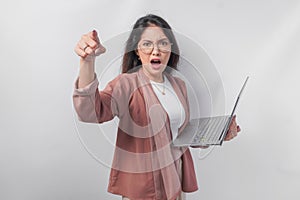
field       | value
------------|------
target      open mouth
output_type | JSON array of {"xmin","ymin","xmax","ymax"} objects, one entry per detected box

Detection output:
[{"xmin": 150, "ymin": 59, "xmax": 161, "ymax": 65}]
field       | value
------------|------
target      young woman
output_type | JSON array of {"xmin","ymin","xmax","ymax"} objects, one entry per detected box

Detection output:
[{"xmin": 73, "ymin": 14, "xmax": 240, "ymax": 200}]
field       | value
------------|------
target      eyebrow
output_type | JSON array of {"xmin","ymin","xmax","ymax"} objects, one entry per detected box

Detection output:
[{"xmin": 140, "ymin": 37, "xmax": 169, "ymax": 42}]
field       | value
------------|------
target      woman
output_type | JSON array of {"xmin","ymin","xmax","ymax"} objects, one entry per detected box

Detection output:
[{"xmin": 73, "ymin": 14, "xmax": 240, "ymax": 200}]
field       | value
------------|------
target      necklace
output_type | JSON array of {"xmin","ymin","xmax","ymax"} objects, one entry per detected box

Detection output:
[{"xmin": 152, "ymin": 82, "xmax": 165, "ymax": 95}]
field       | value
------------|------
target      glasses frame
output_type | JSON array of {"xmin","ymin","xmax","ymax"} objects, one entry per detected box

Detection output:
[{"xmin": 137, "ymin": 39, "xmax": 173, "ymax": 54}]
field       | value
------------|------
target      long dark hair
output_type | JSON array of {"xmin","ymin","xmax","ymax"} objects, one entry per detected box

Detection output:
[{"xmin": 122, "ymin": 14, "xmax": 180, "ymax": 73}]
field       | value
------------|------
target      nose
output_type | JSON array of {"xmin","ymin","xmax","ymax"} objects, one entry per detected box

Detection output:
[{"xmin": 151, "ymin": 44, "xmax": 161, "ymax": 56}]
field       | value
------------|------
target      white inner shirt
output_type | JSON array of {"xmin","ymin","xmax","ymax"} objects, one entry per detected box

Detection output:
[{"xmin": 150, "ymin": 76, "xmax": 186, "ymax": 141}]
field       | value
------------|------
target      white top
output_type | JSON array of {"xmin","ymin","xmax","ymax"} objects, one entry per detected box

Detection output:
[{"xmin": 150, "ymin": 76, "xmax": 186, "ymax": 141}]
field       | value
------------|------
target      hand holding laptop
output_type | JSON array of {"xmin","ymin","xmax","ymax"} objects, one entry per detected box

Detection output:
[
  {"xmin": 223, "ymin": 115, "xmax": 241, "ymax": 141},
  {"xmin": 173, "ymin": 77, "xmax": 249, "ymax": 147},
  {"xmin": 190, "ymin": 115, "xmax": 241, "ymax": 148}
]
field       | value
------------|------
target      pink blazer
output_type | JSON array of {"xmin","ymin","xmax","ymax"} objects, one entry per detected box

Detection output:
[{"xmin": 73, "ymin": 68, "xmax": 198, "ymax": 200}]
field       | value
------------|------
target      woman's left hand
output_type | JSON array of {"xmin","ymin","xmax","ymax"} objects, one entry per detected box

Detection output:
[{"xmin": 224, "ymin": 115, "xmax": 241, "ymax": 141}]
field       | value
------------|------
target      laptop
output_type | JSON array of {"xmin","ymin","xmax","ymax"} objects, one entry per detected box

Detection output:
[{"xmin": 173, "ymin": 77, "xmax": 249, "ymax": 146}]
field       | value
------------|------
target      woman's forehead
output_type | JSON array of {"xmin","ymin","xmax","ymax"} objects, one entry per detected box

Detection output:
[{"xmin": 140, "ymin": 26, "xmax": 167, "ymax": 40}]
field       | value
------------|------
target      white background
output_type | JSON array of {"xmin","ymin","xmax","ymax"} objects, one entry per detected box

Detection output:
[{"xmin": 1, "ymin": 0, "xmax": 300, "ymax": 199}]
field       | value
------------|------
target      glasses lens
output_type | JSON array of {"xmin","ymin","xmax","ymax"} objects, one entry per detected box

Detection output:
[
  {"xmin": 158, "ymin": 40, "xmax": 172, "ymax": 52},
  {"xmin": 140, "ymin": 41, "xmax": 153, "ymax": 54},
  {"xmin": 139, "ymin": 40, "xmax": 172, "ymax": 54}
]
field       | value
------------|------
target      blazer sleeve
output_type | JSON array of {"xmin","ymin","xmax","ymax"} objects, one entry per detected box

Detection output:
[{"xmin": 72, "ymin": 74, "xmax": 123, "ymax": 123}]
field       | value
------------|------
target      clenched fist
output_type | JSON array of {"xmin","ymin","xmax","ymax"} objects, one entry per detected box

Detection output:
[{"xmin": 74, "ymin": 30, "xmax": 106, "ymax": 60}]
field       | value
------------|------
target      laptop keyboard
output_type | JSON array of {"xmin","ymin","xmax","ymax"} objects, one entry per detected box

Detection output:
[{"xmin": 191, "ymin": 116, "xmax": 230, "ymax": 144}]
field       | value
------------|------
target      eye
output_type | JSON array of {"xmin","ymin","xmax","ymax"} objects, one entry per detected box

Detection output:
[
  {"xmin": 141, "ymin": 41, "xmax": 152, "ymax": 47},
  {"xmin": 159, "ymin": 40, "xmax": 169, "ymax": 46}
]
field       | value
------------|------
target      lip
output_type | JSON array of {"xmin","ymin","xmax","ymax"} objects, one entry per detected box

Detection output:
[{"xmin": 150, "ymin": 58, "xmax": 161, "ymax": 62}]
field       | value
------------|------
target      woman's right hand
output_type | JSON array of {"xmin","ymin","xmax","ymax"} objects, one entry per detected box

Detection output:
[
  {"xmin": 74, "ymin": 30, "xmax": 106, "ymax": 61},
  {"xmin": 75, "ymin": 30, "xmax": 106, "ymax": 88}
]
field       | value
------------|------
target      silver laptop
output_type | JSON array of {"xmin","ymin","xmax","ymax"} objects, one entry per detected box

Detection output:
[{"xmin": 173, "ymin": 77, "xmax": 249, "ymax": 146}]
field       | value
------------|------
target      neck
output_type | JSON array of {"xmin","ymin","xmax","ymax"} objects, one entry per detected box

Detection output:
[
  {"xmin": 142, "ymin": 69, "xmax": 164, "ymax": 83},
  {"xmin": 151, "ymin": 77, "xmax": 164, "ymax": 83}
]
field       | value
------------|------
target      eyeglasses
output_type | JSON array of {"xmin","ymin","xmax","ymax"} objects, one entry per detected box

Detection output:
[{"xmin": 138, "ymin": 39, "xmax": 173, "ymax": 54}]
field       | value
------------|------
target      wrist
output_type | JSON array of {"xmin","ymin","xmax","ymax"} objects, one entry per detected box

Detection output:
[{"xmin": 80, "ymin": 55, "xmax": 95, "ymax": 64}]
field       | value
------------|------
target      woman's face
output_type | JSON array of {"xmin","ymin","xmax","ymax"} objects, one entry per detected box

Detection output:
[{"xmin": 136, "ymin": 25, "xmax": 172, "ymax": 82}]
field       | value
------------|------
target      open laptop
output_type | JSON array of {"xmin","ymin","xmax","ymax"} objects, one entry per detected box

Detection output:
[{"xmin": 173, "ymin": 77, "xmax": 249, "ymax": 146}]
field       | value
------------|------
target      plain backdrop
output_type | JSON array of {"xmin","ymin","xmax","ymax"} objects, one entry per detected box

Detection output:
[{"xmin": 1, "ymin": 0, "xmax": 300, "ymax": 199}]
